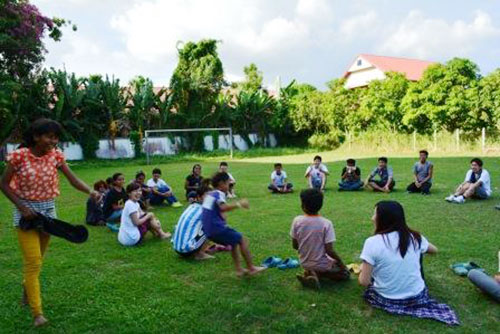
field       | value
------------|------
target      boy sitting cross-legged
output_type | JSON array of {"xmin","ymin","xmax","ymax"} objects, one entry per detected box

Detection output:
[
  {"xmin": 291, "ymin": 189, "xmax": 350, "ymax": 289},
  {"xmin": 201, "ymin": 172, "xmax": 266, "ymax": 277},
  {"xmin": 338, "ymin": 159, "xmax": 363, "ymax": 191},
  {"xmin": 147, "ymin": 168, "xmax": 182, "ymax": 207},
  {"xmin": 268, "ymin": 163, "xmax": 293, "ymax": 194}
]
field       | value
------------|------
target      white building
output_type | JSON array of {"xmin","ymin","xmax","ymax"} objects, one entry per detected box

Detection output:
[{"xmin": 343, "ymin": 54, "xmax": 435, "ymax": 89}]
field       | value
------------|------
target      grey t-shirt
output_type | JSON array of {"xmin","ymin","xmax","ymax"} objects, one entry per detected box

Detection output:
[{"xmin": 413, "ymin": 161, "xmax": 433, "ymax": 183}]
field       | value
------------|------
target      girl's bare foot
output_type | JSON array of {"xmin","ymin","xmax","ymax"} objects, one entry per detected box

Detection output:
[
  {"xmin": 194, "ymin": 252, "xmax": 215, "ymax": 261},
  {"xmin": 247, "ymin": 266, "xmax": 267, "ymax": 276},
  {"xmin": 236, "ymin": 268, "xmax": 249, "ymax": 278},
  {"xmin": 33, "ymin": 315, "xmax": 48, "ymax": 327},
  {"xmin": 160, "ymin": 232, "xmax": 172, "ymax": 240}
]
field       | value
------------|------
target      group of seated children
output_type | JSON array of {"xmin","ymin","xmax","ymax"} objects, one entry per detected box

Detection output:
[{"xmin": 291, "ymin": 189, "xmax": 459, "ymax": 325}]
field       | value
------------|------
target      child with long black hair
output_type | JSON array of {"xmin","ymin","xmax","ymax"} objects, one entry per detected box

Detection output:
[
  {"xmin": 358, "ymin": 201, "xmax": 459, "ymax": 325},
  {"xmin": 0, "ymin": 118, "xmax": 99, "ymax": 327}
]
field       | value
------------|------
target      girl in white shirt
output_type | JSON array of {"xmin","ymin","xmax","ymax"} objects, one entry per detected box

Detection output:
[
  {"xmin": 358, "ymin": 201, "xmax": 459, "ymax": 325},
  {"xmin": 118, "ymin": 183, "xmax": 171, "ymax": 246}
]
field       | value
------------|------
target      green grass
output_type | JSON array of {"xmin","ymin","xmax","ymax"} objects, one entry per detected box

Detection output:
[{"xmin": 0, "ymin": 157, "xmax": 499, "ymax": 333}]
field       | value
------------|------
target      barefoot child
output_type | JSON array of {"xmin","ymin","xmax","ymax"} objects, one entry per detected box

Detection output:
[
  {"xmin": 118, "ymin": 183, "xmax": 171, "ymax": 246},
  {"xmin": 268, "ymin": 163, "xmax": 293, "ymax": 193},
  {"xmin": 366, "ymin": 157, "xmax": 395, "ymax": 193},
  {"xmin": 201, "ymin": 172, "xmax": 266, "ymax": 276},
  {"xmin": 173, "ymin": 179, "xmax": 214, "ymax": 260},
  {"xmin": 291, "ymin": 189, "xmax": 350, "ymax": 289},
  {"xmin": 0, "ymin": 118, "xmax": 100, "ymax": 327}
]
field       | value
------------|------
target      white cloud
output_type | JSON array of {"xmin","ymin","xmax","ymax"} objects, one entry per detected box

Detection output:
[
  {"xmin": 339, "ymin": 11, "xmax": 379, "ymax": 39},
  {"xmin": 379, "ymin": 10, "xmax": 500, "ymax": 59}
]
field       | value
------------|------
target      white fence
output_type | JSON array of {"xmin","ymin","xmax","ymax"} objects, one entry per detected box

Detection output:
[{"xmin": 4, "ymin": 133, "xmax": 278, "ymax": 160}]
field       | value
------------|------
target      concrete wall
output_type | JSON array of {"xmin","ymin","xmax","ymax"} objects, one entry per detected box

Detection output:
[
  {"xmin": 345, "ymin": 67, "xmax": 386, "ymax": 89},
  {"xmin": 5, "ymin": 133, "xmax": 278, "ymax": 160}
]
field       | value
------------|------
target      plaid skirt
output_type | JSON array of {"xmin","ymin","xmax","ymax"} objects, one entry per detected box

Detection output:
[
  {"xmin": 364, "ymin": 286, "xmax": 459, "ymax": 326},
  {"xmin": 13, "ymin": 199, "xmax": 56, "ymax": 227}
]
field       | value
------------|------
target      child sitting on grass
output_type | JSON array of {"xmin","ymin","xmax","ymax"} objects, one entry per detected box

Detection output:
[
  {"xmin": 291, "ymin": 189, "xmax": 350, "ymax": 289},
  {"xmin": 366, "ymin": 157, "xmax": 395, "ymax": 193},
  {"xmin": 219, "ymin": 162, "xmax": 237, "ymax": 198},
  {"xmin": 103, "ymin": 173, "xmax": 128, "ymax": 231},
  {"xmin": 185, "ymin": 164, "xmax": 203, "ymax": 202},
  {"xmin": 305, "ymin": 155, "xmax": 329, "ymax": 192},
  {"xmin": 147, "ymin": 168, "xmax": 182, "ymax": 207},
  {"xmin": 268, "ymin": 163, "xmax": 293, "ymax": 193},
  {"xmin": 338, "ymin": 159, "xmax": 363, "ymax": 191},
  {"xmin": 86, "ymin": 180, "xmax": 107, "ymax": 226},
  {"xmin": 118, "ymin": 183, "xmax": 171, "ymax": 246},
  {"xmin": 173, "ymin": 179, "xmax": 214, "ymax": 260},
  {"xmin": 201, "ymin": 172, "xmax": 266, "ymax": 277}
]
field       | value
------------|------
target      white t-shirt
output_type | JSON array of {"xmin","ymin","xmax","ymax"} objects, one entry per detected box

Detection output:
[
  {"xmin": 146, "ymin": 178, "xmax": 168, "ymax": 189},
  {"xmin": 360, "ymin": 231, "xmax": 429, "ymax": 299},
  {"xmin": 305, "ymin": 164, "xmax": 328, "ymax": 180},
  {"xmin": 227, "ymin": 172, "xmax": 235, "ymax": 183},
  {"xmin": 464, "ymin": 169, "xmax": 492, "ymax": 197},
  {"xmin": 271, "ymin": 170, "xmax": 287, "ymax": 186},
  {"xmin": 118, "ymin": 200, "xmax": 141, "ymax": 246}
]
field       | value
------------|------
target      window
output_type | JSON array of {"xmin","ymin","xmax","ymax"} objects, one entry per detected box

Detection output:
[{"xmin": 357, "ymin": 59, "xmax": 362, "ymax": 66}]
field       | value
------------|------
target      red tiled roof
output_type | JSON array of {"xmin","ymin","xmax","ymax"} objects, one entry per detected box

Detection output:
[{"xmin": 345, "ymin": 54, "xmax": 436, "ymax": 81}]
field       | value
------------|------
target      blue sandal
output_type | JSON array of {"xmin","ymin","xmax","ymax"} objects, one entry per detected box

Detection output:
[
  {"xmin": 262, "ymin": 256, "xmax": 283, "ymax": 268},
  {"xmin": 277, "ymin": 258, "xmax": 300, "ymax": 270}
]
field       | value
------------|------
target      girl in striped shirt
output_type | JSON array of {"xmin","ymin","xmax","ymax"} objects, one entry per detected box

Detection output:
[{"xmin": 172, "ymin": 179, "xmax": 214, "ymax": 260}]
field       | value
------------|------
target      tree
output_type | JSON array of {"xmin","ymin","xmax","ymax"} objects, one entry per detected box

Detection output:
[
  {"xmin": 359, "ymin": 72, "xmax": 409, "ymax": 132},
  {"xmin": 169, "ymin": 39, "xmax": 225, "ymax": 150},
  {"xmin": 241, "ymin": 63, "xmax": 263, "ymax": 92},
  {"xmin": 477, "ymin": 69, "xmax": 500, "ymax": 130}
]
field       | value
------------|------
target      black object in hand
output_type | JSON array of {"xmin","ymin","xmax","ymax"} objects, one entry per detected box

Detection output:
[{"xmin": 19, "ymin": 213, "xmax": 89, "ymax": 244}]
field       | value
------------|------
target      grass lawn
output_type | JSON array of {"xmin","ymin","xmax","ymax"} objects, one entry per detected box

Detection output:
[{"xmin": 0, "ymin": 156, "xmax": 499, "ymax": 333}]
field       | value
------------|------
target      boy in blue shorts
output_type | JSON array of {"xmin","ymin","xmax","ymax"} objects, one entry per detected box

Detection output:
[{"xmin": 202, "ymin": 172, "xmax": 266, "ymax": 277}]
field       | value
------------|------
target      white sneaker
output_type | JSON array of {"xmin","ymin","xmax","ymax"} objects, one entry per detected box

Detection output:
[
  {"xmin": 445, "ymin": 195, "xmax": 455, "ymax": 202},
  {"xmin": 452, "ymin": 196, "xmax": 465, "ymax": 204}
]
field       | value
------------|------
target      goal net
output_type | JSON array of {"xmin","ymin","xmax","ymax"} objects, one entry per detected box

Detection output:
[{"xmin": 144, "ymin": 127, "xmax": 234, "ymax": 164}]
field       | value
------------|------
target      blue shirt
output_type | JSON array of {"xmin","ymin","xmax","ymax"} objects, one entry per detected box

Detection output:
[
  {"xmin": 201, "ymin": 190, "xmax": 227, "ymax": 237},
  {"xmin": 369, "ymin": 166, "xmax": 394, "ymax": 183},
  {"xmin": 172, "ymin": 203, "xmax": 206, "ymax": 253}
]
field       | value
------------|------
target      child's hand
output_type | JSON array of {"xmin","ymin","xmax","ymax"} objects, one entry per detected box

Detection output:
[{"xmin": 238, "ymin": 199, "xmax": 250, "ymax": 209}]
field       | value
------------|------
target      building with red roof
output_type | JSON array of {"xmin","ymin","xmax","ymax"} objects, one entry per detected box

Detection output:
[{"xmin": 343, "ymin": 54, "xmax": 436, "ymax": 89}]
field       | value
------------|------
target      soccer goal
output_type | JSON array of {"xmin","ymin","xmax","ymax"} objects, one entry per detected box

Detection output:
[{"xmin": 144, "ymin": 127, "xmax": 234, "ymax": 164}]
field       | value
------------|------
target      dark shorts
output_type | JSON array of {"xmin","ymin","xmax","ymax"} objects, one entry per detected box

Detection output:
[
  {"xmin": 371, "ymin": 180, "xmax": 395, "ymax": 190},
  {"xmin": 208, "ymin": 227, "xmax": 242, "ymax": 246}
]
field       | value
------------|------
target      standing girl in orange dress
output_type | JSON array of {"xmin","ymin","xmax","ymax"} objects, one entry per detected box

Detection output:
[{"xmin": 0, "ymin": 119, "xmax": 99, "ymax": 327}]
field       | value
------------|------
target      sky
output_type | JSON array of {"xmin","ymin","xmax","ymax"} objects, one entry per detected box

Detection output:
[{"xmin": 34, "ymin": 0, "xmax": 500, "ymax": 89}]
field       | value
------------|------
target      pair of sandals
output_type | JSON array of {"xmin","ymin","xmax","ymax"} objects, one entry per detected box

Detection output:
[
  {"xmin": 451, "ymin": 262, "xmax": 485, "ymax": 276},
  {"xmin": 262, "ymin": 256, "xmax": 299, "ymax": 270}
]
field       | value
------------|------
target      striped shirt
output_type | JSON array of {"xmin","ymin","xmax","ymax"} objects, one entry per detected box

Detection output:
[{"xmin": 172, "ymin": 203, "xmax": 206, "ymax": 253}]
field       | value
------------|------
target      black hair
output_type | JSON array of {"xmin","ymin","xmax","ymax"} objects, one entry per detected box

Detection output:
[
  {"xmin": 22, "ymin": 118, "xmax": 62, "ymax": 148},
  {"xmin": 135, "ymin": 171, "xmax": 145, "ymax": 179},
  {"xmin": 112, "ymin": 173, "xmax": 124, "ymax": 181},
  {"xmin": 106, "ymin": 177, "xmax": 113, "ymax": 185},
  {"xmin": 470, "ymin": 158, "xmax": 483, "ymax": 167},
  {"xmin": 93, "ymin": 180, "xmax": 107, "ymax": 191},
  {"xmin": 313, "ymin": 155, "xmax": 322, "ymax": 162},
  {"xmin": 374, "ymin": 201, "xmax": 422, "ymax": 258},
  {"xmin": 192, "ymin": 164, "xmax": 202, "ymax": 173},
  {"xmin": 152, "ymin": 168, "xmax": 162, "ymax": 175},
  {"xmin": 197, "ymin": 178, "xmax": 212, "ymax": 197},
  {"xmin": 211, "ymin": 172, "xmax": 230, "ymax": 188},
  {"xmin": 274, "ymin": 163, "xmax": 282, "ymax": 168},
  {"xmin": 346, "ymin": 159, "xmax": 356, "ymax": 165},
  {"xmin": 300, "ymin": 189, "xmax": 323, "ymax": 215},
  {"xmin": 419, "ymin": 150, "xmax": 429, "ymax": 157},
  {"xmin": 378, "ymin": 157, "xmax": 388, "ymax": 163},
  {"xmin": 219, "ymin": 161, "xmax": 228, "ymax": 167},
  {"xmin": 126, "ymin": 182, "xmax": 141, "ymax": 194}
]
